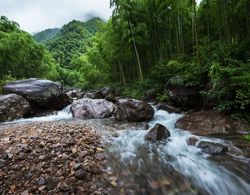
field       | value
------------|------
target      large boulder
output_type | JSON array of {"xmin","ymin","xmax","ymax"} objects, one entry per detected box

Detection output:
[
  {"xmin": 0, "ymin": 94, "xmax": 30, "ymax": 122},
  {"xmin": 175, "ymin": 111, "xmax": 248, "ymax": 136},
  {"xmin": 197, "ymin": 141, "xmax": 228, "ymax": 155},
  {"xmin": 145, "ymin": 123, "xmax": 171, "ymax": 141},
  {"xmin": 115, "ymin": 99, "xmax": 154, "ymax": 122},
  {"xmin": 3, "ymin": 78, "xmax": 72, "ymax": 110},
  {"xmin": 165, "ymin": 76, "xmax": 201, "ymax": 108},
  {"xmin": 70, "ymin": 98, "xmax": 116, "ymax": 119}
]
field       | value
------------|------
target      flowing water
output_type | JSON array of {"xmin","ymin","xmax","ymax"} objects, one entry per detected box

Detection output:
[{"xmin": 1, "ymin": 106, "xmax": 250, "ymax": 194}]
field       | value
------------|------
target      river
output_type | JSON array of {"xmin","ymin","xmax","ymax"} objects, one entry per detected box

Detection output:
[{"xmin": 1, "ymin": 105, "xmax": 249, "ymax": 194}]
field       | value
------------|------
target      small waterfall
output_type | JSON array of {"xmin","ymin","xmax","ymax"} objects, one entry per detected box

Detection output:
[
  {"xmin": 108, "ymin": 109, "xmax": 250, "ymax": 194},
  {"xmin": 0, "ymin": 104, "xmax": 73, "ymax": 125}
]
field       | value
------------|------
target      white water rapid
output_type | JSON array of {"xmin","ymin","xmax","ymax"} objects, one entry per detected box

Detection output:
[{"xmin": 108, "ymin": 109, "xmax": 250, "ymax": 194}]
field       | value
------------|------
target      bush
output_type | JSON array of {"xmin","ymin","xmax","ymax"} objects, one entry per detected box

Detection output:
[{"xmin": 0, "ymin": 74, "xmax": 15, "ymax": 93}]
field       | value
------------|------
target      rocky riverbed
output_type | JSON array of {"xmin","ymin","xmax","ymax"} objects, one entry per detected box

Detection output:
[{"xmin": 0, "ymin": 122, "xmax": 106, "ymax": 194}]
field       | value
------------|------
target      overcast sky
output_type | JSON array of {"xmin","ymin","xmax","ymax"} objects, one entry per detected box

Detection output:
[
  {"xmin": 0, "ymin": 0, "xmax": 112, "ymax": 33},
  {"xmin": 0, "ymin": 0, "xmax": 202, "ymax": 34}
]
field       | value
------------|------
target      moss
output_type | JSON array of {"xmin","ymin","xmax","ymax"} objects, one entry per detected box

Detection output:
[{"xmin": 243, "ymin": 134, "xmax": 250, "ymax": 142}]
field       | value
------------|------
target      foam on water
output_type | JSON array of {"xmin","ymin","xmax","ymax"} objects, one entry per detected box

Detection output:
[
  {"xmin": 1, "ymin": 105, "xmax": 72, "ymax": 125},
  {"xmin": 110, "ymin": 109, "xmax": 250, "ymax": 194}
]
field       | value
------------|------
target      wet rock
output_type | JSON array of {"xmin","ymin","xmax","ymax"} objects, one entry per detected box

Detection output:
[
  {"xmin": 228, "ymin": 146, "xmax": 244, "ymax": 156},
  {"xmin": 145, "ymin": 124, "xmax": 171, "ymax": 141},
  {"xmin": 186, "ymin": 136, "xmax": 199, "ymax": 146},
  {"xmin": 156, "ymin": 102, "xmax": 181, "ymax": 113},
  {"xmin": 175, "ymin": 111, "xmax": 248, "ymax": 136},
  {"xmin": 0, "ymin": 94, "xmax": 30, "ymax": 122},
  {"xmin": 75, "ymin": 168, "xmax": 87, "ymax": 180},
  {"xmin": 3, "ymin": 78, "xmax": 72, "ymax": 110},
  {"xmin": 115, "ymin": 99, "xmax": 154, "ymax": 122},
  {"xmin": 38, "ymin": 177, "xmax": 46, "ymax": 186},
  {"xmin": 165, "ymin": 76, "xmax": 201, "ymax": 108},
  {"xmin": 197, "ymin": 141, "xmax": 228, "ymax": 155},
  {"xmin": 70, "ymin": 98, "xmax": 116, "ymax": 119}
]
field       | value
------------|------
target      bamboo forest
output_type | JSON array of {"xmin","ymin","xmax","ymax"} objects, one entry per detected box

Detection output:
[{"xmin": 0, "ymin": 0, "xmax": 250, "ymax": 194}]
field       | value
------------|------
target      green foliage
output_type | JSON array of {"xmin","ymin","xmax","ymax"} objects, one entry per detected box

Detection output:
[
  {"xmin": 243, "ymin": 135, "xmax": 250, "ymax": 142},
  {"xmin": 0, "ymin": 73, "xmax": 15, "ymax": 93},
  {"xmin": 33, "ymin": 28, "xmax": 60, "ymax": 43},
  {"xmin": 0, "ymin": 16, "xmax": 58, "ymax": 80}
]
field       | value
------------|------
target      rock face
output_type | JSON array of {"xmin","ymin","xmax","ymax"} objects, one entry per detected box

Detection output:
[
  {"xmin": 165, "ymin": 76, "xmax": 201, "ymax": 108},
  {"xmin": 83, "ymin": 87, "xmax": 116, "ymax": 101},
  {"xmin": 175, "ymin": 111, "xmax": 248, "ymax": 136},
  {"xmin": 3, "ymin": 78, "xmax": 72, "ymax": 110},
  {"xmin": 0, "ymin": 94, "xmax": 30, "ymax": 122},
  {"xmin": 156, "ymin": 102, "xmax": 181, "ymax": 114},
  {"xmin": 65, "ymin": 88, "xmax": 85, "ymax": 99},
  {"xmin": 70, "ymin": 98, "xmax": 116, "ymax": 119},
  {"xmin": 145, "ymin": 124, "xmax": 171, "ymax": 141},
  {"xmin": 197, "ymin": 141, "xmax": 228, "ymax": 155},
  {"xmin": 142, "ymin": 89, "xmax": 158, "ymax": 102},
  {"xmin": 115, "ymin": 99, "xmax": 154, "ymax": 122}
]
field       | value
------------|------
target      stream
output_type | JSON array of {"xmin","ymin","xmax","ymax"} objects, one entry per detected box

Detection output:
[{"xmin": 1, "ymin": 105, "xmax": 250, "ymax": 194}]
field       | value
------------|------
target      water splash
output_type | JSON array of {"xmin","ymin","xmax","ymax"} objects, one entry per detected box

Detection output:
[{"xmin": 109, "ymin": 109, "xmax": 250, "ymax": 194}]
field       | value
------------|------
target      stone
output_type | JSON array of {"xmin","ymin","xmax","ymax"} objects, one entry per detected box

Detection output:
[
  {"xmin": 145, "ymin": 124, "xmax": 171, "ymax": 141},
  {"xmin": 186, "ymin": 136, "xmax": 199, "ymax": 146},
  {"xmin": 142, "ymin": 89, "xmax": 158, "ymax": 102},
  {"xmin": 70, "ymin": 98, "xmax": 116, "ymax": 119},
  {"xmin": 175, "ymin": 110, "xmax": 248, "ymax": 136},
  {"xmin": 156, "ymin": 102, "xmax": 181, "ymax": 113},
  {"xmin": 3, "ymin": 78, "xmax": 72, "ymax": 110},
  {"xmin": 115, "ymin": 99, "xmax": 154, "ymax": 122},
  {"xmin": 38, "ymin": 185, "xmax": 46, "ymax": 191},
  {"xmin": 38, "ymin": 177, "xmax": 46, "ymax": 186},
  {"xmin": 165, "ymin": 76, "xmax": 201, "ymax": 108},
  {"xmin": 0, "ymin": 94, "xmax": 30, "ymax": 122},
  {"xmin": 197, "ymin": 141, "xmax": 228, "ymax": 155},
  {"xmin": 75, "ymin": 168, "xmax": 87, "ymax": 180}
]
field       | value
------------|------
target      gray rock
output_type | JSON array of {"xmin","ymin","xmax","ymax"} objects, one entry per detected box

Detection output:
[
  {"xmin": 3, "ymin": 78, "xmax": 72, "ymax": 110},
  {"xmin": 70, "ymin": 98, "xmax": 116, "ymax": 119},
  {"xmin": 0, "ymin": 94, "xmax": 30, "ymax": 122},
  {"xmin": 75, "ymin": 168, "xmax": 87, "ymax": 180},
  {"xmin": 145, "ymin": 124, "xmax": 171, "ymax": 141},
  {"xmin": 115, "ymin": 99, "xmax": 154, "ymax": 122},
  {"xmin": 197, "ymin": 141, "xmax": 228, "ymax": 155},
  {"xmin": 165, "ymin": 76, "xmax": 201, "ymax": 108}
]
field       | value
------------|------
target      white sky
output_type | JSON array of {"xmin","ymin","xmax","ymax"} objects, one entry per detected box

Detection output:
[
  {"xmin": 0, "ymin": 0, "xmax": 112, "ymax": 33},
  {"xmin": 0, "ymin": 0, "xmax": 202, "ymax": 34}
]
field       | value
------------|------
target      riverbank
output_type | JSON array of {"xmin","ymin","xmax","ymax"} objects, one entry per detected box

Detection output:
[{"xmin": 0, "ymin": 122, "xmax": 105, "ymax": 194}]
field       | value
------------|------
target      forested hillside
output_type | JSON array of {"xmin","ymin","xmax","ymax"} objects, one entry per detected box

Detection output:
[
  {"xmin": 33, "ymin": 28, "xmax": 60, "ymax": 43},
  {"xmin": 0, "ymin": 16, "xmax": 58, "ymax": 85},
  {"xmin": 1, "ymin": 0, "xmax": 250, "ymax": 115}
]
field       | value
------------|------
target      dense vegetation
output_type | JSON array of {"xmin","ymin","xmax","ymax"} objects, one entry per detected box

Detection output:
[
  {"xmin": 33, "ymin": 28, "xmax": 60, "ymax": 43},
  {"xmin": 0, "ymin": 0, "xmax": 249, "ymax": 115},
  {"xmin": 0, "ymin": 16, "xmax": 58, "ymax": 85}
]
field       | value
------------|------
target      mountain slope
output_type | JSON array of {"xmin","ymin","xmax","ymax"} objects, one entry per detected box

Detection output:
[{"xmin": 33, "ymin": 28, "xmax": 60, "ymax": 43}]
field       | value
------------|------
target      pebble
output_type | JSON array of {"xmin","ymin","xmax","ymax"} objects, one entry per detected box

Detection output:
[
  {"xmin": 0, "ymin": 122, "xmax": 104, "ymax": 194},
  {"xmin": 75, "ymin": 168, "xmax": 87, "ymax": 180}
]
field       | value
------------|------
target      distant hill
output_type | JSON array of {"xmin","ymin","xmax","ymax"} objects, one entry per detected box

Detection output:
[
  {"xmin": 33, "ymin": 17, "xmax": 105, "ymax": 44},
  {"xmin": 33, "ymin": 28, "xmax": 60, "ymax": 43},
  {"xmin": 42, "ymin": 17, "xmax": 105, "ymax": 69},
  {"xmin": 84, "ymin": 17, "xmax": 105, "ymax": 33}
]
